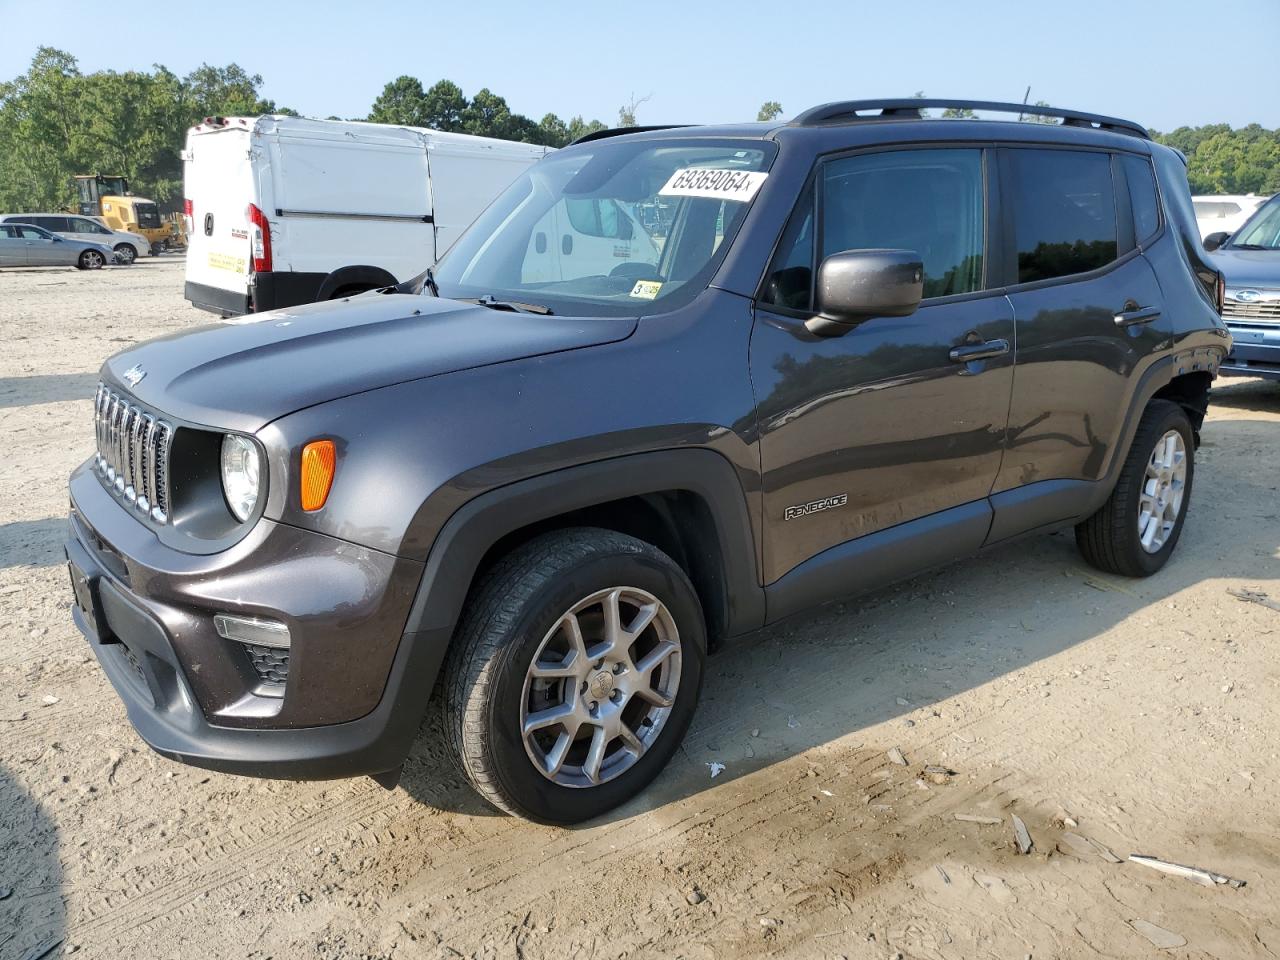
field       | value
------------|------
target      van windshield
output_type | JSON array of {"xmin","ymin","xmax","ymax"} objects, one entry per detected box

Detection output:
[{"xmin": 432, "ymin": 138, "xmax": 776, "ymax": 316}]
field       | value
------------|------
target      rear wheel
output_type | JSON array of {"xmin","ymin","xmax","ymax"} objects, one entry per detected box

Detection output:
[
  {"xmin": 443, "ymin": 528, "xmax": 705, "ymax": 824},
  {"xmin": 78, "ymin": 249, "xmax": 105, "ymax": 270},
  {"xmin": 112, "ymin": 243, "xmax": 137, "ymax": 265},
  {"xmin": 1076, "ymin": 399, "xmax": 1194, "ymax": 577}
]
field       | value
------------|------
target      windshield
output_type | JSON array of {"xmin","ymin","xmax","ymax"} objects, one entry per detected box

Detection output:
[
  {"xmin": 1230, "ymin": 196, "xmax": 1280, "ymax": 250},
  {"xmin": 433, "ymin": 138, "xmax": 776, "ymax": 316}
]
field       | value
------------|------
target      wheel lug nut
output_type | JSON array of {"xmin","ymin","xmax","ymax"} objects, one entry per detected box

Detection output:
[{"xmin": 610, "ymin": 690, "xmax": 621, "ymax": 702}]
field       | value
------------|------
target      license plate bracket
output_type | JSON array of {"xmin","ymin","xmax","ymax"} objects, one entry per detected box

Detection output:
[{"xmin": 66, "ymin": 553, "xmax": 113, "ymax": 644}]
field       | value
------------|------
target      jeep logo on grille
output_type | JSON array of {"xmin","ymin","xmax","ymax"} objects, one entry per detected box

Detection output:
[{"xmin": 784, "ymin": 494, "xmax": 849, "ymax": 521}]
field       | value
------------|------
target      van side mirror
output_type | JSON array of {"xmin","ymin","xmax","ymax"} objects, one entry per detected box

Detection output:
[
  {"xmin": 1203, "ymin": 231, "xmax": 1230, "ymax": 252},
  {"xmin": 806, "ymin": 249, "xmax": 923, "ymax": 337}
]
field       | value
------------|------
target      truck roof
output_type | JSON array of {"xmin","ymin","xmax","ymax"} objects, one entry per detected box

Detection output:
[{"xmin": 186, "ymin": 115, "xmax": 553, "ymax": 159}]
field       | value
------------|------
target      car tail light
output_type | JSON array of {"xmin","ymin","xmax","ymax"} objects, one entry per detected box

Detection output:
[
  {"xmin": 183, "ymin": 198, "xmax": 193, "ymax": 216},
  {"xmin": 247, "ymin": 202, "xmax": 272, "ymax": 274},
  {"xmin": 300, "ymin": 439, "xmax": 336, "ymax": 511}
]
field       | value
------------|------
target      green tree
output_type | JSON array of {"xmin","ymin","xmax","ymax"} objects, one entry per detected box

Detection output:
[
  {"xmin": 757, "ymin": 100, "xmax": 783, "ymax": 122},
  {"xmin": 941, "ymin": 106, "xmax": 977, "ymax": 119},
  {"xmin": 422, "ymin": 79, "xmax": 467, "ymax": 131},
  {"xmin": 538, "ymin": 113, "xmax": 570, "ymax": 146},
  {"xmin": 368, "ymin": 75, "xmax": 429, "ymax": 126},
  {"xmin": 1021, "ymin": 100, "xmax": 1058, "ymax": 124},
  {"xmin": 566, "ymin": 115, "xmax": 607, "ymax": 143}
]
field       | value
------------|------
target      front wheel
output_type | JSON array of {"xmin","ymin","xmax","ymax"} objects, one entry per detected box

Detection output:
[
  {"xmin": 1076, "ymin": 399, "xmax": 1194, "ymax": 577},
  {"xmin": 443, "ymin": 528, "xmax": 705, "ymax": 824},
  {"xmin": 113, "ymin": 243, "xmax": 137, "ymax": 265},
  {"xmin": 78, "ymin": 249, "xmax": 105, "ymax": 270}
]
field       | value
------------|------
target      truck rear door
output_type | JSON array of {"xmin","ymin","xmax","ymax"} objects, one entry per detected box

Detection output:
[{"xmin": 184, "ymin": 127, "xmax": 255, "ymax": 313}]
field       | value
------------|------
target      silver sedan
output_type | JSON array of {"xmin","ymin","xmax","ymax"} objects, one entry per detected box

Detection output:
[{"xmin": 0, "ymin": 222, "xmax": 116, "ymax": 269}]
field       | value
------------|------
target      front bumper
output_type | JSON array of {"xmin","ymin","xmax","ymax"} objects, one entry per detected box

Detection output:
[
  {"xmin": 65, "ymin": 460, "xmax": 446, "ymax": 780},
  {"xmin": 1221, "ymin": 323, "xmax": 1280, "ymax": 381}
]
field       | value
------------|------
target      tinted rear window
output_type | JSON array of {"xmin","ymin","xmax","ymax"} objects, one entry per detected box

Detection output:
[{"xmin": 1006, "ymin": 149, "xmax": 1118, "ymax": 284}]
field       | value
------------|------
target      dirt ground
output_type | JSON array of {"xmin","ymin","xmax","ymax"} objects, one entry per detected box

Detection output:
[{"xmin": 2, "ymin": 259, "xmax": 1279, "ymax": 960}]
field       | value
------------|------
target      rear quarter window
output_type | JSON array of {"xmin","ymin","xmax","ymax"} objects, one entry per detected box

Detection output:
[
  {"xmin": 1005, "ymin": 149, "xmax": 1118, "ymax": 284},
  {"xmin": 1120, "ymin": 154, "xmax": 1161, "ymax": 243}
]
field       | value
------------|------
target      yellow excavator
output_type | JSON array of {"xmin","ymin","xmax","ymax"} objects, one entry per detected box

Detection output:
[{"xmin": 72, "ymin": 174, "xmax": 186, "ymax": 252}]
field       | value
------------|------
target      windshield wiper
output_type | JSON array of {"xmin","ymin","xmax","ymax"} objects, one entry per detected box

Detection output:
[
  {"xmin": 459, "ymin": 295, "xmax": 555, "ymax": 315},
  {"xmin": 1228, "ymin": 243, "xmax": 1270, "ymax": 250}
]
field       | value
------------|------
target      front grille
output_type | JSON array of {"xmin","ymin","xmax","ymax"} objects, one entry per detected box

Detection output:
[
  {"xmin": 244, "ymin": 644, "xmax": 290, "ymax": 686},
  {"xmin": 94, "ymin": 383, "xmax": 172, "ymax": 523},
  {"xmin": 1223, "ymin": 300, "xmax": 1280, "ymax": 323}
]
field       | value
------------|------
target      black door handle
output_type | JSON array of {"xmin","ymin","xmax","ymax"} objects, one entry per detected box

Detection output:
[
  {"xmin": 1114, "ymin": 304, "xmax": 1160, "ymax": 327},
  {"xmin": 949, "ymin": 338, "xmax": 1010, "ymax": 363}
]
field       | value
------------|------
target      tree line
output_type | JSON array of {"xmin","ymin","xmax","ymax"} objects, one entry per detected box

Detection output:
[{"xmin": 1, "ymin": 48, "xmax": 1277, "ymax": 216}]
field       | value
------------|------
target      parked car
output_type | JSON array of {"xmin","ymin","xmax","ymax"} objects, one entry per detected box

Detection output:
[
  {"xmin": 1192, "ymin": 194, "xmax": 1268, "ymax": 240},
  {"xmin": 182, "ymin": 115, "xmax": 551, "ymax": 317},
  {"xmin": 66, "ymin": 99, "xmax": 1230, "ymax": 824},
  {"xmin": 1206, "ymin": 193, "xmax": 1280, "ymax": 380},
  {"xmin": 0, "ymin": 212, "xmax": 151, "ymax": 264},
  {"xmin": 0, "ymin": 222, "xmax": 114, "ymax": 269}
]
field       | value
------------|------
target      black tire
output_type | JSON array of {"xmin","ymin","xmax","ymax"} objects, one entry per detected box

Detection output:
[
  {"xmin": 77, "ymin": 249, "xmax": 104, "ymax": 270},
  {"xmin": 1076, "ymin": 399, "xmax": 1194, "ymax": 577},
  {"xmin": 113, "ymin": 243, "xmax": 137, "ymax": 265},
  {"xmin": 443, "ymin": 527, "xmax": 706, "ymax": 824}
]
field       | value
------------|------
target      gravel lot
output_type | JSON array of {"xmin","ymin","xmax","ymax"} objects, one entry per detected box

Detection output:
[{"xmin": 2, "ymin": 259, "xmax": 1279, "ymax": 959}]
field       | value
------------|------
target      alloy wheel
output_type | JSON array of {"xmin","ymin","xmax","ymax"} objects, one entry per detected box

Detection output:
[
  {"xmin": 520, "ymin": 586, "xmax": 682, "ymax": 788},
  {"xmin": 1138, "ymin": 428, "xmax": 1187, "ymax": 553}
]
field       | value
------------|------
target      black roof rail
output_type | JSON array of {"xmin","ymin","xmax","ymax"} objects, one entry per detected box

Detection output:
[
  {"xmin": 569, "ymin": 124, "xmax": 692, "ymax": 146},
  {"xmin": 791, "ymin": 99, "xmax": 1150, "ymax": 140}
]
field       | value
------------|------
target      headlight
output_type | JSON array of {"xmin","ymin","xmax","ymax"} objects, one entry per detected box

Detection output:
[{"xmin": 220, "ymin": 434, "xmax": 261, "ymax": 522}]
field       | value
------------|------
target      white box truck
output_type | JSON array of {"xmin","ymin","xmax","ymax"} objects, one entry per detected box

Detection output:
[{"xmin": 182, "ymin": 116, "xmax": 551, "ymax": 316}]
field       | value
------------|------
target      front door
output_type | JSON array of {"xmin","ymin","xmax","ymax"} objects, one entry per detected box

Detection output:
[
  {"xmin": 0, "ymin": 226, "xmax": 28, "ymax": 266},
  {"xmin": 752, "ymin": 146, "xmax": 1015, "ymax": 583}
]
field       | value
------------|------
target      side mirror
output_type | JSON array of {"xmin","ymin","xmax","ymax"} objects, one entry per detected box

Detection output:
[
  {"xmin": 807, "ymin": 249, "xmax": 923, "ymax": 337},
  {"xmin": 1203, "ymin": 231, "xmax": 1230, "ymax": 252},
  {"xmin": 51, "ymin": 235, "xmax": 63, "ymax": 242}
]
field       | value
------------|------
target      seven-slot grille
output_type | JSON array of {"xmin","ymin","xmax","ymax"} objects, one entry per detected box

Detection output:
[
  {"xmin": 94, "ymin": 382, "xmax": 173, "ymax": 523},
  {"xmin": 1222, "ymin": 299, "xmax": 1280, "ymax": 323}
]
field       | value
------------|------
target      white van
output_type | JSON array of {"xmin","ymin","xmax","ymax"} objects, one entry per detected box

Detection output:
[{"xmin": 182, "ymin": 116, "xmax": 551, "ymax": 316}]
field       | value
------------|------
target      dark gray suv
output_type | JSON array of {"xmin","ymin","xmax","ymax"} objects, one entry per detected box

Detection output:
[{"xmin": 65, "ymin": 100, "xmax": 1231, "ymax": 824}]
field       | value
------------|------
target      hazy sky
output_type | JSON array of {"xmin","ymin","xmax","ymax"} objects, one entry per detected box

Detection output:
[{"xmin": 3, "ymin": 0, "xmax": 1277, "ymax": 131}]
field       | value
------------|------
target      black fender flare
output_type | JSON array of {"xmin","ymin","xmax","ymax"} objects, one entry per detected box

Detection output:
[
  {"xmin": 403, "ymin": 448, "xmax": 766, "ymax": 642},
  {"xmin": 316, "ymin": 265, "xmax": 399, "ymax": 300}
]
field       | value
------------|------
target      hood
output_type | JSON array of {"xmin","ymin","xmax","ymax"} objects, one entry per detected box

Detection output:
[
  {"xmin": 1209, "ymin": 247, "xmax": 1280, "ymax": 290},
  {"xmin": 102, "ymin": 293, "xmax": 637, "ymax": 432}
]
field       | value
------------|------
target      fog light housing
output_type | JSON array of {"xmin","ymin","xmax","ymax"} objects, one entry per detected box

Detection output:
[{"xmin": 213, "ymin": 613, "xmax": 290, "ymax": 649}]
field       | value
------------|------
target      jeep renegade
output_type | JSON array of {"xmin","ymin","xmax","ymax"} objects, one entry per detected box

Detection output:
[{"xmin": 66, "ymin": 100, "xmax": 1231, "ymax": 824}]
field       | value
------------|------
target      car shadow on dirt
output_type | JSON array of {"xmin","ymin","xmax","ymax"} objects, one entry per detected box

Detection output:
[
  {"xmin": 0, "ymin": 518, "xmax": 69, "ymax": 568},
  {"xmin": 395, "ymin": 414, "xmax": 1280, "ymax": 824},
  {"xmin": 0, "ymin": 372, "xmax": 98, "ymax": 409},
  {"xmin": 0, "ymin": 763, "xmax": 63, "ymax": 958},
  {"xmin": 1210, "ymin": 376, "xmax": 1280, "ymax": 414}
]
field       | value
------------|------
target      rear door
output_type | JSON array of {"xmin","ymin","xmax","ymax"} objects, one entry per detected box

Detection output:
[
  {"xmin": 752, "ymin": 146, "xmax": 1015, "ymax": 583},
  {"xmin": 990, "ymin": 146, "xmax": 1168, "ymax": 532},
  {"xmin": 184, "ymin": 128, "xmax": 255, "ymax": 298}
]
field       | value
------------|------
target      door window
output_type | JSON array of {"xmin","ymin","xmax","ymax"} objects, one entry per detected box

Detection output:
[
  {"xmin": 823, "ymin": 149, "xmax": 985, "ymax": 299},
  {"xmin": 73, "ymin": 217, "xmax": 113, "ymax": 235},
  {"xmin": 17, "ymin": 226, "xmax": 50, "ymax": 239},
  {"xmin": 1006, "ymin": 149, "xmax": 1118, "ymax": 284},
  {"xmin": 33, "ymin": 216, "xmax": 72, "ymax": 232}
]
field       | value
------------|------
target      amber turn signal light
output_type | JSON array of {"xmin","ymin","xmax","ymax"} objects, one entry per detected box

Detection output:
[{"xmin": 300, "ymin": 439, "xmax": 336, "ymax": 511}]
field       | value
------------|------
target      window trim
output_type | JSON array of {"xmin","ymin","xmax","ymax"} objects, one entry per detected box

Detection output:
[
  {"xmin": 995, "ymin": 143, "xmax": 1144, "ymax": 293},
  {"xmin": 1116, "ymin": 152, "xmax": 1166, "ymax": 251},
  {"xmin": 755, "ymin": 141, "xmax": 1005, "ymax": 320}
]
